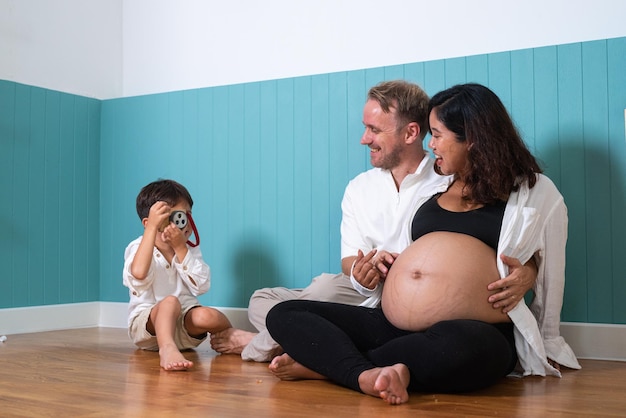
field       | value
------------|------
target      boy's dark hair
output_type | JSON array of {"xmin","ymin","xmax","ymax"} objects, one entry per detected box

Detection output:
[{"xmin": 135, "ymin": 179, "xmax": 194, "ymax": 220}]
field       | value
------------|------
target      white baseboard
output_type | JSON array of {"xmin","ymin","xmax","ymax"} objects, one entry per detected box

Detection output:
[
  {"xmin": 560, "ymin": 322, "xmax": 626, "ymax": 362},
  {"xmin": 0, "ymin": 303, "xmax": 623, "ymax": 361},
  {"xmin": 0, "ymin": 302, "xmax": 102, "ymax": 335},
  {"xmin": 0, "ymin": 302, "xmax": 255, "ymax": 335}
]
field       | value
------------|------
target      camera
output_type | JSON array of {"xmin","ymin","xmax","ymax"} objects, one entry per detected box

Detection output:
[{"xmin": 169, "ymin": 211, "xmax": 188, "ymax": 229}]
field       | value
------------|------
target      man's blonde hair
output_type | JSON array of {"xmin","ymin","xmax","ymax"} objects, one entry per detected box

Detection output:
[{"xmin": 367, "ymin": 80, "xmax": 430, "ymax": 140}]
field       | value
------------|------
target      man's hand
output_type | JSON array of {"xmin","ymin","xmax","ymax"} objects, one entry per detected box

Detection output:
[
  {"xmin": 371, "ymin": 250, "xmax": 399, "ymax": 279},
  {"xmin": 487, "ymin": 254, "xmax": 538, "ymax": 313},
  {"xmin": 352, "ymin": 249, "xmax": 382, "ymax": 290}
]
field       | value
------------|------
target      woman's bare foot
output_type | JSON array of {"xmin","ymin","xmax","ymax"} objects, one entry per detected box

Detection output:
[
  {"xmin": 159, "ymin": 344, "xmax": 193, "ymax": 371},
  {"xmin": 358, "ymin": 364, "xmax": 410, "ymax": 405},
  {"xmin": 268, "ymin": 353, "xmax": 326, "ymax": 381},
  {"xmin": 210, "ymin": 328, "xmax": 257, "ymax": 354},
  {"xmin": 548, "ymin": 357, "xmax": 561, "ymax": 372}
]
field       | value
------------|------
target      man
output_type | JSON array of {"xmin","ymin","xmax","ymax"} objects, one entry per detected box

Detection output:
[{"xmin": 210, "ymin": 80, "xmax": 534, "ymax": 361}]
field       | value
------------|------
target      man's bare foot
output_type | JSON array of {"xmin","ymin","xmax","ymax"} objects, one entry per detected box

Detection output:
[
  {"xmin": 210, "ymin": 328, "xmax": 257, "ymax": 354},
  {"xmin": 268, "ymin": 353, "xmax": 326, "ymax": 381},
  {"xmin": 358, "ymin": 364, "xmax": 410, "ymax": 405},
  {"xmin": 159, "ymin": 344, "xmax": 193, "ymax": 371}
]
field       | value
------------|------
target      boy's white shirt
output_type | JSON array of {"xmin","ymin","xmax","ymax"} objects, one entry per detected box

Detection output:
[{"xmin": 122, "ymin": 236, "xmax": 211, "ymax": 326}]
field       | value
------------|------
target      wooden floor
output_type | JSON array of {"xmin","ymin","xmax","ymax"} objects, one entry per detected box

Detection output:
[{"xmin": 1, "ymin": 328, "xmax": 625, "ymax": 417}]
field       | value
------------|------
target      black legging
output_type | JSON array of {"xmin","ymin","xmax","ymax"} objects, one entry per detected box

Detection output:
[{"xmin": 266, "ymin": 300, "xmax": 517, "ymax": 394}]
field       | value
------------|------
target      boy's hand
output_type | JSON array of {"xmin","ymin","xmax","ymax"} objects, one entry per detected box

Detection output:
[
  {"xmin": 146, "ymin": 201, "xmax": 171, "ymax": 232},
  {"xmin": 161, "ymin": 223, "xmax": 187, "ymax": 249}
]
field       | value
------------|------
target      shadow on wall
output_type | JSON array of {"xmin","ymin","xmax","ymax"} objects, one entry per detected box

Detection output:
[
  {"xmin": 550, "ymin": 137, "xmax": 626, "ymax": 323},
  {"xmin": 230, "ymin": 231, "xmax": 285, "ymax": 308}
]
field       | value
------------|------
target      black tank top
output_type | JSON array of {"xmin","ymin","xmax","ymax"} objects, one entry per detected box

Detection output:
[{"xmin": 411, "ymin": 194, "xmax": 506, "ymax": 250}]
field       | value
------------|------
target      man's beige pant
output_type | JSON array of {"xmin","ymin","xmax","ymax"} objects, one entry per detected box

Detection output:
[{"xmin": 242, "ymin": 273, "xmax": 368, "ymax": 362}]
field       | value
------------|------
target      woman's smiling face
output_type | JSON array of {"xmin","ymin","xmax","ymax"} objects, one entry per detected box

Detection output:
[{"xmin": 428, "ymin": 108, "xmax": 471, "ymax": 177}]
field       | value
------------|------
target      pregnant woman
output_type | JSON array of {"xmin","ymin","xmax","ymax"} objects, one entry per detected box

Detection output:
[{"xmin": 266, "ymin": 83, "xmax": 581, "ymax": 405}]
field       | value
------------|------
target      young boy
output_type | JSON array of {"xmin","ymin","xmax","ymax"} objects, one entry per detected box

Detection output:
[{"xmin": 123, "ymin": 179, "xmax": 232, "ymax": 371}]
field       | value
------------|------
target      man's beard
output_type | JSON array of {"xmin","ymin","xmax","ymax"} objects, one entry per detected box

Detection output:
[{"xmin": 374, "ymin": 143, "xmax": 403, "ymax": 170}]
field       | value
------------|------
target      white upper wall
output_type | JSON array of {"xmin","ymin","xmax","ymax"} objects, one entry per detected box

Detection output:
[
  {"xmin": 0, "ymin": 0, "xmax": 122, "ymax": 99},
  {"xmin": 2, "ymin": 0, "xmax": 625, "ymax": 99}
]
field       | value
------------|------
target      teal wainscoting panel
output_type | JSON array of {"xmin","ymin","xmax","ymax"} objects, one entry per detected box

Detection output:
[
  {"xmin": 209, "ymin": 86, "xmax": 232, "ymax": 305},
  {"xmin": 292, "ymin": 76, "xmax": 313, "ymax": 290},
  {"xmin": 310, "ymin": 74, "xmax": 331, "ymax": 278},
  {"xmin": 383, "ymin": 64, "xmax": 405, "ymax": 81},
  {"xmin": 256, "ymin": 80, "xmax": 280, "ymax": 298},
  {"xmin": 582, "ymin": 41, "xmax": 613, "ymax": 323},
  {"xmin": 465, "ymin": 54, "xmax": 489, "ymax": 86},
  {"xmin": 43, "ymin": 90, "xmax": 61, "ymax": 305},
  {"xmin": 28, "ymin": 87, "xmax": 46, "ymax": 306},
  {"xmin": 229, "ymin": 83, "xmax": 248, "ymax": 306},
  {"xmin": 0, "ymin": 81, "xmax": 16, "ymax": 308},
  {"xmin": 73, "ymin": 96, "xmax": 92, "ymax": 302},
  {"xmin": 487, "ymin": 51, "xmax": 512, "ymax": 111},
  {"xmin": 607, "ymin": 37, "xmax": 626, "ymax": 322},
  {"xmin": 0, "ymin": 81, "xmax": 100, "ymax": 309},
  {"xmin": 98, "ymin": 97, "xmax": 116, "ymax": 302},
  {"xmin": 193, "ymin": 87, "xmax": 215, "ymax": 304},
  {"xmin": 87, "ymin": 97, "xmax": 100, "ymax": 302},
  {"xmin": 423, "ymin": 59, "xmax": 446, "ymax": 97},
  {"xmin": 58, "ymin": 93, "xmax": 75, "ymax": 303},
  {"xmin": 557, "ymin": 43, "xmax": 588, "ymax": 322},
  {"xmin": 533, "ymin": 46, "xmax": 561, "ymax": 185},
  {"xmin": 275, "ymin": 78, "xmax": 296, "ymax": 290},
  {"xmin": 345, "ymin": 69, "xmax": 368, "ymax": 178},
  {"xmin": 238, "ymin": 82, "xmax": 263, "ymax": 307},
  {"xmin": 181, "ymin": 89, "xmax": 199, "ymax": 184},
  {"xmin": 11, "ymin": 83, "xmax": 33, "ymax": 307},
  {"xmin": 443, "ymin": 56, "xmax": 468, "ymax": 87},
  {"xmin": 510, "ymin": 49, "xmax": 536, "ymax": 153},
  {"xmin": 328, "ymin": 71, "xmax": 349, "ymax": 269}
]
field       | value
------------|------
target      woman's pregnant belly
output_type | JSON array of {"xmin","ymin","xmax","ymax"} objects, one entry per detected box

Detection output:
[{"xmin": 382, "ymin": 232, "xmax": 510, "ymax": 331}]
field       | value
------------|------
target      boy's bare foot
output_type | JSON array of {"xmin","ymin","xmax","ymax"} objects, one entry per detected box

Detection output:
[
  {"xmin": 210, "ymin": 328, "xmax": 257, "ymax": 354},
  {"xmin": 268, "ymin": 353, "xmax": 326, "ymax": 381},
  {"xmin": 358, "ymin": 364, "xmax": 410, "ymax": 405},
  {"xmin": 159, "ymin": 344, "xmax": 193, "ymax": 371}
]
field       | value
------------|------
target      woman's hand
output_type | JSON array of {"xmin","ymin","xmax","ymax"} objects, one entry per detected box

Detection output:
[{"xmin": 487, "ymin": 254, "xmax": 538, "ymax": 313}]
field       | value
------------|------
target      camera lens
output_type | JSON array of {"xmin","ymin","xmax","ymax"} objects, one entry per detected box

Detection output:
[{"xmin": 169, "ymin": 211, "xmax": 188, "ymax": 229}]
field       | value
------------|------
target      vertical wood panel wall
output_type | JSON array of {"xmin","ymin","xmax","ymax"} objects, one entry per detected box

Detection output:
[
  {"xmin": 0, "ymin": 81, "xmax": 101, "ymax": 308},
  {"xmin": 2, "ymin": 37, "xmax": 625, "ymax": 325}
]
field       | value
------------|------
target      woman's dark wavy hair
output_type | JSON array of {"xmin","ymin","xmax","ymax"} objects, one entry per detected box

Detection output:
[
  {"xmin": 428, "ymin": 83, "xmax": 541, "ymax": 204},
  {"xmin": 136, "ymin": 179, "xmax": 194, "ymax": 220}
]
